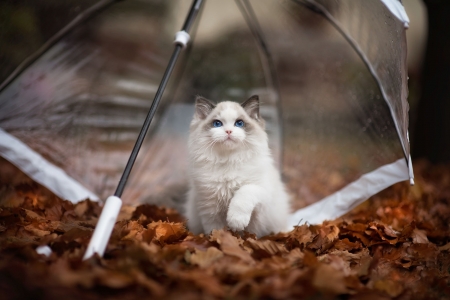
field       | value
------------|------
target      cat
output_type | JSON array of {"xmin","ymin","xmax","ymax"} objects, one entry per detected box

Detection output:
[{"xmin": 185, "ymin": 95, "xmax": 290, "ymax": 237}]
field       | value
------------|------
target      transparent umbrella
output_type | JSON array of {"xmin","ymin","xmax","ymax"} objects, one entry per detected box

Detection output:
[{"xmin": 0, "ymin": 0, "xmax": 412, "ymax": 256}]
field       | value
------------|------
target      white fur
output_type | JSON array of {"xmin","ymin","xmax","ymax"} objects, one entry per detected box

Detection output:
[{"xmin": 185, "ymin": 100, "xmax": 290, "ymax": 237}]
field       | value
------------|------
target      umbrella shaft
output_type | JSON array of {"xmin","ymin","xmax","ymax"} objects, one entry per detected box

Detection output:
[{"xmin": 114, "ymin": 0, "xmax": 204, "ymax": 198}]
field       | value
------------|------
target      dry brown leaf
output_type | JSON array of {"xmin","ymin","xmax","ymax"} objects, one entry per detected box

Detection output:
[
  {"xmin": 319, "ymin": 253, "xmax": 353, "ymax": 277},
  {"xmin": 50, "ymin": 259, "xmax": 95, "ymax": 288},
  {"xmin": 334, "ymin": 238, "xmax": 362, "ymax": 251},
  {"xmin": 21, "ymin": 209, "xmax": 43, "ymax": 221},
  {"xmin": 147, "ymin": 221, "xmax": 187, "ymax": 244},
  {"xmin": 284, "ymin": 247, "xmax": 304, "ymax": 264},
  {"xmin": 287, "ymin": 224, "xmax": 313, "ymax": 247},
  {"xmin": 23, "ymin": 224, "xmax": 50, "ymax": 237},
  {"xmin": 55, "ymin": 220, "xmax": 95, "ymax": 233},
  {"xmin": 132, "ymin": 204, "xmax": 184, "ymax": 224},
  {"xmin": 367, "ymin": 223, "xmax": 399, "ymax": 245},
  {"xmin": 73, "ymin": 201, "xmax": 88, "ymax": 217},
  {"xmin": 121, "ymin": 220, "xmax": 144, "ymax": 241},
  {"xmin": 407, "ymin": 243, "xmax": 439, "ymax": 264},
  {"xmin": 309, "ymin": 224, "xmax": 339, "ymax": 252},
  {"xmin": 44, "ymin": 204, "xmax": 63, "ymax": 221},
  {"xmin": 95, "ymin": 268, "xmax": 134, "ymax": 289},
  {"xmin": 179, "ymin": 235, "xmax": 213, "ymax": 252},
  {"xmin": 346, "ymin": 223, "xmax": 367, "ymax": 232},
  {"xmin": 345, "ymin": 231, "xmax": 370, "ymax": 246},
  {"xmin": 210, "ymin": 229, "xmax": 254, "ymax": 264},
  {"xmin": 382, "ymin": 225, "xmax": 398, "ymax": 238},
  {"xmin": 130, "ymin": 269, "xmax": 166, "ymax": 297},
  {"xmin": 302, "ymin": 250, "xmax": 318, "ymax": 267},
  {"xmin": 166, "ymin": 268, "xmax": 225, "ymax": 297},
  {"xmin": 118, "ymin": 205, "xmax": 136, "ymax": 221},
  {"xmin": 245, "ymin": 238, "xmax": 288, "ymax": 257},
  {"xmin": 326, "ymin": 249, "xmax": 372, "ymax": 276},
  {"xmin": 411, "ymin": 228, "xmax": 429, "ymax": 244},
  {"xmin": 312, "ymin": 263, "xmax": 349, "ymax": 295},
  {"xmin": 210, "ymin": 255, "xmax": 253, "ymax": 276},
  {"xmin": 438, "ymin": 243, "xmax": 450, "ymax": 251},
  {"xmin": 328, "ymin": 248, "xmax": 370, "ymax": 262},
  {"xmin": 190, "ymin": 247, "xmax": 224, "ymax": 268},
  {"xmin": 356, "ymin": 254, "xmax": 373, "ymax": 277},
  {"xmin": 373, "ymin": 279, "xmax": 403, "ymax": 297},
  {"xmin": 58, "ymin": 227, "xmax": 92, "ymax": 242}
]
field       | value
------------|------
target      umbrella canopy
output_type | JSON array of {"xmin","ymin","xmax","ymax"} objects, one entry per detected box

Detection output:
[{"xmin": 0, "ymin": 0, "xmax": 412, "ymax": 225}]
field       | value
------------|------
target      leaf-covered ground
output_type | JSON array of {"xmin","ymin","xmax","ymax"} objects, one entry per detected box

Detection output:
[{"xmin": 1, "ymin": 160, "xmax": 450, "ymax": 299}]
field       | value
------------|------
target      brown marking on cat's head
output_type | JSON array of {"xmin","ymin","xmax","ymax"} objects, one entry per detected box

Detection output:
[{"xmin": 195, "ymin": 96, "xmax": 216, "ymax": 120}]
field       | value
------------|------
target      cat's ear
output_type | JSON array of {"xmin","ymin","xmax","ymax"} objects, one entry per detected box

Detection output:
[
  {"xmin": 195, "ymin": 96, "xmax": 215, "ymax": 119},
  {"xmin": 241, "ymin": 95, "xmax": 260, "ymax": 120}
]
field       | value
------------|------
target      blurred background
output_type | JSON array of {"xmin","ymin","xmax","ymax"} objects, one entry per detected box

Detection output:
[{"xmin": 0, "ymin": 0, "xmax": 444, "ymax": 210}]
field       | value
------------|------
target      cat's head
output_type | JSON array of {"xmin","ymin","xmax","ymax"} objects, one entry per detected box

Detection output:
[{"xmin": 189, "ymin": 95, "xmax": 267, "ymax": 154}]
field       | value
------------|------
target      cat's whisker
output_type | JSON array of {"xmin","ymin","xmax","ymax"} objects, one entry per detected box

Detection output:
[
  {"xmin": 207, "ymin": 140, "xmax": 220, "ymax": 157},
  {"xmin": 203, "ymin": 139, "xmax": 218, "ymax": 157},
  {"xmin": 239, "ymin": 139, "xmax": 253, "ymax": 157}
]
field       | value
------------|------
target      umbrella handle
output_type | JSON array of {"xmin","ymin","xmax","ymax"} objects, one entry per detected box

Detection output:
[{"xmin": 83, "ymin": 196, "xmax": 122, "ymax": 260}]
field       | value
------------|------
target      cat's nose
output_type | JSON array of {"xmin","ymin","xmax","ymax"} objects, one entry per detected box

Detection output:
[{"xmin": 226, "ymin": 130, "xmax": 232, "ymax": 135}]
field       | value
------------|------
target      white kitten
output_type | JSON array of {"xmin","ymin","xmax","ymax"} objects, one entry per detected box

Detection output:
[{"xmin": 185, "ymin": 95, "xmax": 290, "ymax": 237}]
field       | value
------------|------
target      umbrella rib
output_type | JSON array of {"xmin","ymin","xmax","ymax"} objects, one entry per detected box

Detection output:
[{"xmin": 235, "ymin": 0, "xmax": 285, "ymax": 169}]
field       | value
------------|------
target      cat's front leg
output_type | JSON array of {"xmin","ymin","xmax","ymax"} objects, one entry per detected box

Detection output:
[{"xmin": 227, "ymin": 184, "xmax": 263, "ymax": 231}]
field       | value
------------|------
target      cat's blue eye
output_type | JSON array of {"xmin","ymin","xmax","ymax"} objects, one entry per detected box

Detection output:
[
  {"xmin": 213, "ymin": 120, "xmax": 223, "ymax": 127},
  {"xmin": 235, "ymin": 120, "xmax": 245, "ymax": 128}
]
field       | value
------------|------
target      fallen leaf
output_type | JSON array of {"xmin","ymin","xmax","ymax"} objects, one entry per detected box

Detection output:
[
  {"xmin": 23, "ymin": 224, "xmax": 50, "ymax": 237},
  {"xmin": 346, "ymin": 223, "xmax": 367, "ymax": 232},
  {"xmin": 21, "ymin": 209, "xmax": 43, "ymax": 221},
  {"xmin": 120, "ymin": 220, "xmax": 144, "ymax": 241},
  {"xmin": 73, "ymin": 201, "xmax": 88, "ymax": 217},
  {"xmin": 438, "ymin": 243, "xmax": 450, "ymax": 251},
  {"xmin": 302, "ymin": 250, "xmax": 318, "ymax": 267},
  {"xmin": 373, "ymin": 279, "xmax": 403, "ymax": 297},
  {"xmin": 312, "ymin": 263, "xmax": 348, "ymax": 295},
  {"xmin": 118, "ymin": 205, "xmax": 136, "ymax": 221},
  {"xmin": 334, "ymin": 238, "xmax": 362, "ymax": 251},
  {"xmin": 286, "ymin": 224, "xmax": 313, "ymax": 248},
  {"xmin": 95, "ymin": 268, "xmax": 134, "ymax": 289},
  {"xmin": 245, "ymin": 238, "xmax": 288, "ymax": 257},
  {"xmin": 130, "ymin": 269, "xmax": 166, "ymax": 297},
  {"xmin": 190, "ymin": 247, "xmax": 224, "ymax": 268},
  {"xmin": 147, "ymin": 221, "xmax": 187, "ymax": 244},
  {"xmin": 166, "ymin": 267, "xmax": 225, "ymax": 297},
  {"xmin": 210, "ymin": 230, "xmax": 254, "ymax": 264},
  {"xmin": 411, "ymin": 228, "xmax": 429, "ymax": 244},
  {"xmin": 132, "ymin": 204, "xmax": 184, "ymax": 224},
  {"xmin": 308, "ymin": 224, "xmax": 339, "ymax": 252},
  {"xmin": 284, "ymin": 247, "xmax": 304, "ymax": 264}
]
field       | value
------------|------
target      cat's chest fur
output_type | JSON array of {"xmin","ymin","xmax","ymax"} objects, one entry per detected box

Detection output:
[{"xmin": 192, "ymin": 159, "xmax": 255, "ymax": 204}]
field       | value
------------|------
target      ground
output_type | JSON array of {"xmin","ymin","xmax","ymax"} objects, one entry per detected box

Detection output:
[{"xmin": 0, "ymin": 160, "xmax": 449, "ymax": 299}]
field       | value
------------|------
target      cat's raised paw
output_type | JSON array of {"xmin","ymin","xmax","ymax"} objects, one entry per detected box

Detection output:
[{"xmin": 226, "ymin": 211, "xmax": 251, "ymax": 231}]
